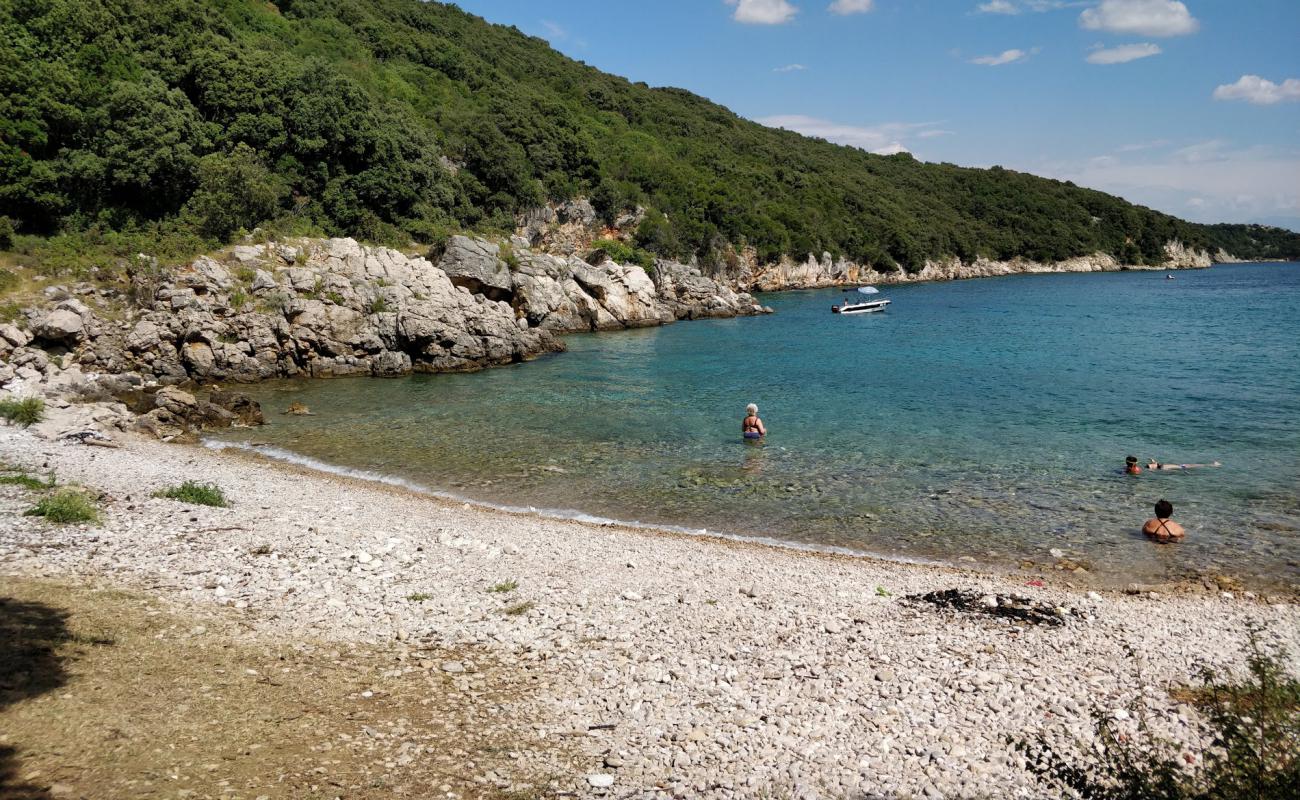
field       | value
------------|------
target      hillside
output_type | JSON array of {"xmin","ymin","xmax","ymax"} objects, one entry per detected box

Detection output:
[{"xmin": 2, "ymin": 0, "xmax": 1299, "ymax": 273}]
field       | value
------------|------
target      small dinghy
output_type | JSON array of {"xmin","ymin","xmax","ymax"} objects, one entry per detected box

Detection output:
[{"xmin": 832, "ymin": 286, "xmax": 891, "ymax": 314}]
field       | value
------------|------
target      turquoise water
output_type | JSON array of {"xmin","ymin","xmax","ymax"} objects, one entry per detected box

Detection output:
[{"xmin": 212, "ymin": 263, "xmax": 1300, "ymax": 588}]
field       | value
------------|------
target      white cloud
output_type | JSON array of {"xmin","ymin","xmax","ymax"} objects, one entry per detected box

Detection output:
[
  {"xmin": 1116, "ymin": 139, "xmax": 1171, "ymax": 152},
  {"xmin": 1212, "ymin": 75, "xmax": 1300, "ymax": 106},
  {"xmin": 976, "ymin": 0, "xmax": 1019, "ymax": 13},
  {"xmin": 829, "ymin": 0, "xmax": 874, "ymax": 14},
  {"xmin": 757, "ymin": 115, "xmax": 952, "ymax": 154},
  {"xmin": 970, "ymin": 48, "xmax": 1032, "ymax": 66},
  {"xmin": 725, "ymin": 0, "xmax": 798, "ymax": 25},
  {"xmin": 1079, "ymin": 0, "xmax": 1198, "ymax": 37},
  {"xmin": 1039, "ymin": 142, "xmax": 1300, "ymax": 224},
  {"xmin": 1086, "ymin": 42, "xmax": 1161, "ymax": 64},
  {"xmin": 540, "ymin": 20, "xmax": 566, "ymax": 40},
  {"xmin": 1173, "ymin": 139, "xmax": 1230, "ymax": 164},
  {"xmin": 917, "ymin": 129, "xmax": 955, "ymax": 138},
  {"xmin": 773, "ymin": 63, "xmax": 808, "ymax": 72}
]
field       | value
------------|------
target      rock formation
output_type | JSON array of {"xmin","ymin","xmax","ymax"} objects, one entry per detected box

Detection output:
[{"xmin": 0, "ymin": 234, "xmax": 768, "ymax": 440}]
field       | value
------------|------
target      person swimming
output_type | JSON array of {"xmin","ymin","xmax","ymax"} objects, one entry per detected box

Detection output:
[
  {"xmin": 741, "ymin": 403, "xmax": 766, "ymax": 440},
  {"xmin": 1125, "ymin": 455, "xmax": 1142, "ymax": 475},
  {"xmin": 1147, "ymin": 459, "xmax": 1221, "ymax": 471},
  {"xmin": 1142, "ymin": 498, "xmax": 1185, "ymax": 542}
]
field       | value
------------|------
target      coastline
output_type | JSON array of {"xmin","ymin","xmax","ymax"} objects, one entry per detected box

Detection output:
[{"xmin": 3, "ymin": 423, "xmax": 1298, "ymax": 798}]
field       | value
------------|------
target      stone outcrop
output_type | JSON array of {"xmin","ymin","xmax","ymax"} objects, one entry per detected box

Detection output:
[
  {"xmin": 2, "ymin": 235, "xmax": 765, "ymax": 397},
  {"xmin": 733, "ymin": 240, "xmax": 1215, "ymax": 292}
]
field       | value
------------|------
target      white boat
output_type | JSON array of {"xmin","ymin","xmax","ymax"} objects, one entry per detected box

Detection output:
[{"xmin": 832, "ymin": 286, "xmax": 891, "ymax": 314}]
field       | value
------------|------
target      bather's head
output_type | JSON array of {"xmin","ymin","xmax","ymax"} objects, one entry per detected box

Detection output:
[
  {"xmin": 1126, "ymin": 455, "xmax": 1138, "ymax": 465},
  {"xmin": 1154, "ymin": 499, "xmax": 1173, "ymax": 519},
  {"xmin": 745, "ymin": 403, "xmax": 758, "ymax": 416}
]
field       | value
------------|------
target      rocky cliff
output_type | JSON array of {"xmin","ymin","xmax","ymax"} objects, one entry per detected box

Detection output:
[
  {"xmin": 1, "ymin": 235, "xmax": 765, "ymax": 391},
  {"xmin": 737, "ymin": 239, "xmax": 1214, "ymax": 292},
  {"xmin": 515, "ymin": 201, "xmax": 1218, "ymax": 293}
]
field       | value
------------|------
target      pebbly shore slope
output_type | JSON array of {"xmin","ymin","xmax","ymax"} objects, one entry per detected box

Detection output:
[{"xmin": 2, "ymin": 418, "xmax": 1296, "ymax": 799}]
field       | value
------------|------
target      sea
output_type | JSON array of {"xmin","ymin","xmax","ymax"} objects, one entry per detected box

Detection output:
[{"xmin": 209, "ymin": 262, "xmax": 1300, "ymax": 589}]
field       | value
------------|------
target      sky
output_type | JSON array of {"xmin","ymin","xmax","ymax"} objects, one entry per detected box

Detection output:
[{"xmin": 452, "ymin": 0, "xmax": 1300, "ymax": 229}]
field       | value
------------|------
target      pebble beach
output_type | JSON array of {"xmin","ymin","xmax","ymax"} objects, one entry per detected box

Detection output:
[{"xmin": 2, "ymin": 419, "xmax": 1298, "ymax": 799}]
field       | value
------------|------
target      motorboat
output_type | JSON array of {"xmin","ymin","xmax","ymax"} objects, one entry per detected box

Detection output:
[{"xmin": 832, "ymin": 286, "xmax": 891, "ymax": 314}]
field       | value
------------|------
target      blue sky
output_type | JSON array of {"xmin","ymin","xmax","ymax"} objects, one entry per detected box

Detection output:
[{"xmin": 452, "ymin": 0, "xmax": 1300, "ymax": 228}]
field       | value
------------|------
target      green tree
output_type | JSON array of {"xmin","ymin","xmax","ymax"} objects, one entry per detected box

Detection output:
[{"xmin": 182, "ymin": 144, "xmax": 284, "ymax": 241}]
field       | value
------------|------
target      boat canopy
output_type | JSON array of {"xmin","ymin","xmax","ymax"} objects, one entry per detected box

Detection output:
[{"xmin": 857, "ymin": 286, "xmax": 880, "ymax": 295}]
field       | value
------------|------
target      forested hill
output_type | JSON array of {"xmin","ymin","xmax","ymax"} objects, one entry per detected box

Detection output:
[{"xmin": 3, "ymin": 0, "xmax": 1298, "ymax": 271}]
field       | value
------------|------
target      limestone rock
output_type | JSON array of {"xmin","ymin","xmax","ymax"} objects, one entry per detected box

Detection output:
[
  {"xmin": 33, "ymin": 309, "xmax": 85, "ymax": 344},
  {"xmin": 438, "ymin": 236, "xmax": 513, "ymax": 299}
]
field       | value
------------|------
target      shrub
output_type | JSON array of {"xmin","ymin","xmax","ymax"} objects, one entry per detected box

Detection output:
[
  {"xmin": 25, "ymin": 490, "xmax": 99, "ymax": 524},
  {"xmin": 367, "ymin": 295, "xmax": 389, "ymax": 314},
  {"xmin": 487, "ymin": 580, "xmax": 518, "ymax": 594},
  {"xmin": 0, "ymin": 269, "xmax": 18, "ymax": 294},
  {"xmin": 153, "ymin": 481, "xmax": 229, "ymax": 507},
  {"xmin": 182, "ymin": 144, "xmax": 286, "ymax": 242},
  {"xmin": 1016, "ymin": 628, "xmax": 1299, "ymax": 800},
  {"xmin": 228, "ymin": 289, "xmax": 248, "ymax": 310},
  {"xmin": 0, "ymin": 216, "xmax": 14, "ymax": 250},
  {"xmin": 0, "ymin": 396, "xmax": 46, "ymax": 427},
  {"xmin": 588, "ymin": 237, "xmax": 653, "ymax": 270},
  {"xmin": 498, "ymin": 241, "xmax": 519, "ymax": 269},
  {"xmin": 502, "ymin": 600, "xmax": 535, "ymax": 616}
]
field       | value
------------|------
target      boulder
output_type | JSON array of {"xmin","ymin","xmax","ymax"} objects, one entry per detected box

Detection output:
[
  {"xmin": 438, "ymin": 236, "xmax": 513, "ymax": 300},
  {"xmin": 209, "ymin": 389, "xmax": 264, "ymax": 426},
  {"xmin": 0, "ymin": 323, "xmax": 31, "ymax": 348},
  {"xmin": 33, "ymin": 309, "xmax": 85, "ymax": 344}
]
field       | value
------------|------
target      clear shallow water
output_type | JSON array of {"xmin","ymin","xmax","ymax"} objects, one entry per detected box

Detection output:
[{"xmin": 213, "ymin": 263, "xmax": 1300, "ymax": 588}]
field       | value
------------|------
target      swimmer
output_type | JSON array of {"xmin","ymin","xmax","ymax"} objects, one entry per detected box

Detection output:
[
  {"xmin": 1147, "ymin": 459, "xmax": 1221, "ymax": 471},
  {"xmin": 1124, "ymin": 455, "xmax": 1142, "ymax": 475},
  {"xmin": 1142, "ymin": 499, "xmax": 1185, "ymax": 542},
  {"xmin": 741, "ymin": 403, "xmax": 766, "ymax": 440}
]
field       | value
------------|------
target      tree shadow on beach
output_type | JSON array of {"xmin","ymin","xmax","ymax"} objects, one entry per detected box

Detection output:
[{"xmin": 0, "ymin": 593, "xmax": 104, "ymax": 799}]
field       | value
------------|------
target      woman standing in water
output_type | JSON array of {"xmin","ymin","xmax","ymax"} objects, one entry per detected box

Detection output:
[{"xmin": 742, "ymin": 403, "xmax": 766, "ymax": 440}]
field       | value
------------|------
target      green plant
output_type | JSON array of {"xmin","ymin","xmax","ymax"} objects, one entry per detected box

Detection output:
[
  {"xmin": 25, "ymin": 489, "xmax": 99, "ymax": 524},
  {"xmin": 0, "ymin": 301, "xmax": 21, "ymax": 322},
  {"xmin": 406, "ymin": 593, "xmax": 433, "ymax": 602},
  {"xmin": 367, "ymin": 295, "xmax": 389, "ymax": 314},
  {"xmin": 487, "ymin": 580, "xmax": 518, "ymax": 594},
  {"xmin": 0, "ymin": 268, "xmax": 18, "ymax": 294},
  {"xmin": 0, "ymin": 396, "xmax": 46, "ymax": 427},
  {"xmin": 228, "ymin": 289, "xmax": 248, "ymax": 309},
  {"xmin": 324, "ymin": 290, "xmax": 345, "ymax": 305},
  {"xmin": 0, "ymin": 469, "xmax": 56, "ymax": 490},
  {"xmin": 1016, "ymin": 628, "xmax": 1299, "ymax": 800},
  {"xmin": 498, "ymin": 241, "xmax": 519, "ymax": 270},
  {"xmin": 502, "ymin": 600, "xmax": 535, "ymax": 617},
  {"xmin": 153, "ymin": 481, "xmax": 229, "ymax": 507},
  {"xmin": 0, "ymin": 216, "xmax": 14, "ymax": 250},
  {"xmin": 875, "ymin": 586, "xmax": 893, "ymax": 597}
]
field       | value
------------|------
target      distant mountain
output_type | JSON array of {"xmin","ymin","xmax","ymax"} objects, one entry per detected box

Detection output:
[{"xmin": 2, "ymin": 0, "xmax": 1298, "ymax": 268}]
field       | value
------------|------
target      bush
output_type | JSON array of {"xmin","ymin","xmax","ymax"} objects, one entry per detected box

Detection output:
[
  {"xmin": 153, "ymin": 481, "xmax": 229, "ymax": 507},
  {"xmin": 367, "ymin": 295, "xmax": 389, "ymax": 314},
  {"xmin": 0, "ymin": 268, "xmax": 18, "ymax": 294},
  {"xmin": 587, "ymin": 238, "xmax": 653, "ymax": 270},
  {"xmin": 0, "ymin": 216, "xmax": 14, "ymax": 250},
  {"xmin": 1016, "ymin": 628, "xmax": 1299, "ymax": 800},
  {"xmin": 182, "ymin": 144, "xmax": 286, "ymax": 242},
  {"xmin": 0, "ymin": 396, "xmax": 46, "ymax": 427},
  {"xmin": 25, "ymin": 490, "xmax": 99, "ymax": 524},
  {"xmin": 498, "ymin": 241, "xmax": 520, "ymax": 269}
]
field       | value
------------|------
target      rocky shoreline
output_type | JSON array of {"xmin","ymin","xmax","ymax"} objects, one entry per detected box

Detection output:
[{"xmin": 2, "ymin": 420, "xmax": 1297, "ymax": 799}]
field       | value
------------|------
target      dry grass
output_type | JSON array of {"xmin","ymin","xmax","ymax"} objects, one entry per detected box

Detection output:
[{"xmin": 0, "ymin": 578, "xmax": 577, "ymax": 799}]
